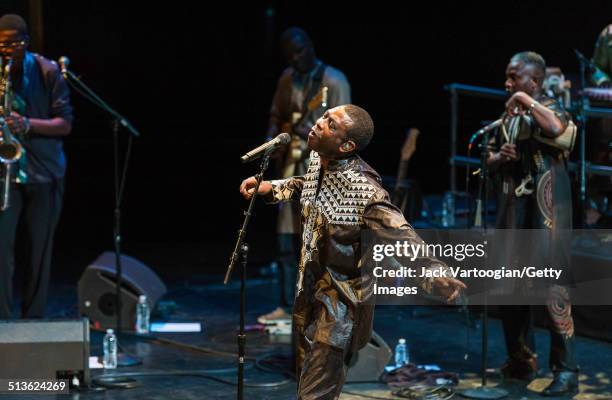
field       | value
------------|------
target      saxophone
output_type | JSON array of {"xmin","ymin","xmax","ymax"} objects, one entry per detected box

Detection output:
[{"xmin": 0, "ymin": 58, "xmax": 23, "ymax": 211}]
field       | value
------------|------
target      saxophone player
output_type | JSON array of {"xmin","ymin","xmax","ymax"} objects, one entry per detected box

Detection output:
[{"xmin": 0, "ymin": 14, "xmax": 73, "ymax": 319}]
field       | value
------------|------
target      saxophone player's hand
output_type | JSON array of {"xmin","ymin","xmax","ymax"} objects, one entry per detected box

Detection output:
[{"xmin": 6, "ymin": 111, "xmax": 29, "ymax": 137}]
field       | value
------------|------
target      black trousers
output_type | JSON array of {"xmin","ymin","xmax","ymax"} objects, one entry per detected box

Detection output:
[
  {"xmin": 498, "ymin": 194, "xmax": 577, "ymax": 372},
  {"xmin": 501, "ymin": 296, "xmax": 577, "ymax": 372},
  {"xmin": 0, "ymin": 181, "xmax": 63, "ymax": 319}
]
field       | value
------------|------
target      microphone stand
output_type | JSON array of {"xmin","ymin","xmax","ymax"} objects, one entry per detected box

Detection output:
[
  {"xmin": 461, "ymin": 130, "xmax": 508, "ymax": 399},
  {"xmin": 574, "ymin": 49, "xmax": 590, "ymax": 227},
  {"xmin": 466, "ymin": 127, "xmax": 483, "ymax": 229},
  {"xmin": 62, "ymin": 66, "xmax": 141, "ymax": 367},
  {"xmin": 224, "ymin": 149, "xmax": 273, "ymax": 400}
]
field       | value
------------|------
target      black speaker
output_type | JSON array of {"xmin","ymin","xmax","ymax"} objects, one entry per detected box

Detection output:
[
  {"xmin": 0, "ymin": 319, "xmax": 90, "ymax": 385},
  {"xmin": 346, "ymin": 330, "xmax": 392, "ymax": 382},
  {"xmin": 78, "ymin": 252, "xmax": 167, "ymax": 331}
]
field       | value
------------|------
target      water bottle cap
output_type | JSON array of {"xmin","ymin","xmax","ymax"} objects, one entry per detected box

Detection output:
[
  {"xmin": 107, "ymin": 329, "xmax": 114, "ymax": 334},
  {"xmin": 399, "ymin": 338, "xmax": 406, "ymax": 344},
  {"xmin": 139, "ymin": 295, "xmax": 147, "ymax": 303}
]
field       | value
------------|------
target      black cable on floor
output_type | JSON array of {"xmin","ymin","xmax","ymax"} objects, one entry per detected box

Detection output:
[
  {"xmin": 92, "ymin": 327, "xmax": 251, "ymax": 360},
  {"xmin": 94, "ymin": 370, "xmax": 291, "ymax": 389},
  {"xmin": 90, "ymin": 324, "xmax": 304, "ymax": 391},
  {"xmin": 254, "ymin": 354, "xmax": 296, "ymax": 379}
]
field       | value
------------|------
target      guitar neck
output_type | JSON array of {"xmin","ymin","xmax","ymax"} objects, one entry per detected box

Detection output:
[{"xmin": 395, "ymin": 160, "xmax": 410, "ymax": 190}]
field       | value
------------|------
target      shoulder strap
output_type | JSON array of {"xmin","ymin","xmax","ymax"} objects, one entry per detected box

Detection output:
[
  {"xmin": 298, "ymin": 62, "xmax": 327, "ymax": 119},
  {"xmin": 302, "ymin": 63, "xmax": 327, "ymax": 110}
]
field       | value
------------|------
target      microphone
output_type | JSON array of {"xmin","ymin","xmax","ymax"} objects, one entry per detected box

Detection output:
[
  {"xmin": 468, "ymin": 119, "xmax": 502, "ymax": 151},
  {"xmin": 477, "ymin": 118, "xmax": 502, "ymax": 135},
  {"xmin": 241, "ymin": 132, "xmax": 291, "ymax": 163},
  {"xmin": 575, "ymin": 49, "xmax": 609, "ymax": 86},
  {"xmin": 574, "ymin": 49, "xmax": 596, "ymax": 69},
  {"xmin": 58, "ymin": 56, "xmax": 70, "ymax": 74}
]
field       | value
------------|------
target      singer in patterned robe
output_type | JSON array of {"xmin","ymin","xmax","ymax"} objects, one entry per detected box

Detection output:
[{"xmin": 240, "ymin": 104, "xmax": 465, "ymax": 400}]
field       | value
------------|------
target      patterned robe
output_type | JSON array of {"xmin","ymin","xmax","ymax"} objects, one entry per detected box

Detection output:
[
  {"xmin": 266, "ymin": 151, "xmax": 443, "ymax": 399},
  {"xmin": 493, "ymin": 97, "xmax": 572, "ymax": 233},
  {"xmin": 491, "ymin": 97, "xmax": 577, "ymax": 372}
]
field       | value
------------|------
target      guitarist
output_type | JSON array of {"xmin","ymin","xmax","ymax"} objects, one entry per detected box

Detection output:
[{"xmin": 259, "ymin": 27, "xmax": 351, "ymax": 324}]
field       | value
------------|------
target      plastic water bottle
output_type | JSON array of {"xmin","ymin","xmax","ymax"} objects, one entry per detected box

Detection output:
[
  {"xmin": 441, "ymin": 192, "xmax": 455, "ymax": 227},
  {"xmin": 395, "ymin": 338, "xmax": 408, "ymax": 368},
  {"xmin": 103, "ymin": 329, "xmax": 117, "ymax": 369},
  {"xmin": 136, "ymin": 295, "xmax": 150, "ymax": 334}
]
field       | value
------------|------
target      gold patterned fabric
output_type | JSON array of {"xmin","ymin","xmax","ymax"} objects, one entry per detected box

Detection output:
[
  {"xmin": 265, "ymin": 152, "xmax": 442, "ymax": 354},
  {"xmin": 492, "ymin": 98, "xmax": 577, "ymax": 374},
  {"xmin": 493, "ymin": 97, "xmax": 572, "ymax": 232},
  {"xmin": 266, "ymin": 151, "xmax": 448, "ymax": 398}
]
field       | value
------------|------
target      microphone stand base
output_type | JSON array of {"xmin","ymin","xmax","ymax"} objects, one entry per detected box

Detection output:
[
  {"xmin": 117, "ymin": 352, "xmax": 141, "ymax": 367},
  {"xmin": 459, "ymin": 386, "xmax": 508, "ymax": 399}
]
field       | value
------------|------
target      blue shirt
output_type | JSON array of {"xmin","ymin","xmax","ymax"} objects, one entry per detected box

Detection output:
[{"xmin": 13, "ymin": 51, "xmax": 73, "ymax": 183}]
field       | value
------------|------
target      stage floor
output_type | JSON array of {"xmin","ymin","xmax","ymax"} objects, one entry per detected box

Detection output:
[{"xmin": 11, "ymin": 275, "xmax": 612, "ymax": 399}]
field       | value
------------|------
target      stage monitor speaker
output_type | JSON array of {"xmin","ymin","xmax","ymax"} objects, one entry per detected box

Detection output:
[
  {"xmin": 0, "ymin": 318, "xmax": 90, "ymax": 385},
  {"xmin": 78, "ymin": 251, "xmax": 167, "ymax": 331},
  {"xmin": 346, "ymin": 330, "xmax": 392, "ymax": 382}
]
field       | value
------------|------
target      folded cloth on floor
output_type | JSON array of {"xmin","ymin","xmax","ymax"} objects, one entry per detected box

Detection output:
[{"xmin": 381, "ymin": 363, "xmax": 459, "ymax": 388}]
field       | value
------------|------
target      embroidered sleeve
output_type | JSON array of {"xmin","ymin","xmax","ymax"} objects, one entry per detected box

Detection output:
[
  {"xmin": 544, "ymin": 99, "xmax": 570, "ymax": 126},
  {"xmin": 264, "ymin": 177, "xmax": 305, "ymax": 204},
  {"xmin": 363, "ymin": 197, "xmax": 449, "ymax": 295}
]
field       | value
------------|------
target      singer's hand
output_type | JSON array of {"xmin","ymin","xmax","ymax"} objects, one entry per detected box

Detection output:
[
  {"xmin": 433, "ymin": 276, "xmax": 467, "ymax": 303},
  {"xmin": 505, "ymin": 91, "xmax": 532, "ymax": 116},
  {"xmin": 240, "ymin": 176, "xmax": 272, "ymax": 200}
]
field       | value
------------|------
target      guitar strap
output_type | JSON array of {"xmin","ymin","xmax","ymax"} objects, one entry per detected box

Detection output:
[
  {"xmin": 280, "ymin": 63, "xmax": 327, "ymax": 178},
  {"xmin": 295, "ymin": 62, "xmax": 327, "ymax": 133}
]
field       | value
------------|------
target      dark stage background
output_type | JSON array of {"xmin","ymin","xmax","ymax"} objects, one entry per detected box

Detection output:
[{"xmin": 3, "ymin": 2, "xmax": 611, "ymax": 280}]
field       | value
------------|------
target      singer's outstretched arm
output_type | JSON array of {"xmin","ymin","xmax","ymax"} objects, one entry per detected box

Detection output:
[
  {"xmin": 239, "ymin": 176, "xmax": 272, "ymax": 200},
  {"xmin": 239, "ymin": 175, "xmax": 305, "ymax": 203},
  {"xmin": 264, "ymin": 177, "xmax": 305, "ymax": 203}
]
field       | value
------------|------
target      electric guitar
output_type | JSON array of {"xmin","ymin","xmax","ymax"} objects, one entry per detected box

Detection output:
[{"xmin": 280, "ymin": 86, "xmax": 328, "ymax": 178}]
